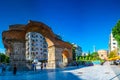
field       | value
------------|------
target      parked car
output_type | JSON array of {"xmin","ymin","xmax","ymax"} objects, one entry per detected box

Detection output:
[{"xmin": 114, "ymin": 60, "xmax": 120, "ymax": 65}]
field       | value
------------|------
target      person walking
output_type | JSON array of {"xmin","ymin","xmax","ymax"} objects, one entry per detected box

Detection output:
[
  {"xmin": 44, "ymin": 62, "xmax": 46, "ymax": 69},
  {"xmin": 13, "ymin": 64, "xmax": 17, "ymax": 75},
  {"xmin": 1, "ymin": 63, "xmax": 6, "ymax": 73},
  {"xmin": 41, "ymin": 63, "xmax": 43, "ymax": 70},
  {"xmin": 31, "ymin": 62, "xmax": 34, "ymax": 71},
  {"xmin": 34, "ymin": 63, "xmax": 36, "ymax": 71},
  {"xmin": 76, "ymin": 62, "xmax": 79, "ymax": 67}
]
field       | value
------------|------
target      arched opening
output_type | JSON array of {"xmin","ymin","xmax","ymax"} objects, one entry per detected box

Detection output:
[
  {"xmin": 25, "ymin": 32, "xmax": 48, "ymax": 62},
  {"xmin": 25, "ymin": 31, "xmax": 56, "ymax": 68},
  {"xmin": 62, "ymin": 50, "xmax": 69, "ymax": 66}
]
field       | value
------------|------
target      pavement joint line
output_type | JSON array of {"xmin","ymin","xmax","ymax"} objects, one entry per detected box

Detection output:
[{"xmin": 109, "ymin": 73, "xmax": 120, "ymax": 80}]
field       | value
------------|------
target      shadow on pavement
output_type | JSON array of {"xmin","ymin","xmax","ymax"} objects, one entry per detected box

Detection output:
[{"xmin": 0, "ymin": 67, "xmax": 85, "ymax": 80}]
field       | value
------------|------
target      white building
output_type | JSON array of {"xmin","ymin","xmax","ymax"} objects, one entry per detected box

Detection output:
[
  {"xmin": 82, "ymin": 52, "xmax": 88, "ymax": 56},
  {"xmin": 109, "ymin": 33, "xmax": 118, "ymax": 52},
  {"xmin": 72, "ymin": 43, "xmax": 82, "ymax": 56},
  {"xmin": 25, "ymin": 32, "xmax": 48, "ymax": 61}
]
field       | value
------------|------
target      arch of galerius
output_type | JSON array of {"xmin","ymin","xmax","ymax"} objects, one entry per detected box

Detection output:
[{"xmin": 2, "ymin": 20, "xmax": 73, "ymax": 70}]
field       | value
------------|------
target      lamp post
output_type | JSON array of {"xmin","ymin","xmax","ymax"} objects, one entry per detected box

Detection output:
[
  {"xmin": 0, "ymin": 52, "xmax": 2, "ymax": 63},
  {"xmin": 0, "ymin": 53, "xmax": 1, "ymax": 63}
]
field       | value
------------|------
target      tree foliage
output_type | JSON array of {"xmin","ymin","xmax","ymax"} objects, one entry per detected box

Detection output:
[
  {"xmin": 72, "ymin": 45, "xmax": 76, "ymax": 60},
  {"xmin": 91, "ymin": 52, "xmax": 100, "ymax": 60},
  {"xmin": 0, "ymin": 53, "xmax": 9, "ymax": 63},
  {"xmin": 65, "ymin": 42, "xmax": 77, "ymax": 61},
  {"xmin": 91, "ymin": 52, "xmax": 98, "ymax": 57},
  {"xmin": 78, "ymin": 52, "xmax": 101, "ymax": 61},
  {"xmin": 112, "ymin": 20, "xmax": 120, "ymax": 46},
  {"xmin": 108, "ymin": 49, "xmax": 118, "ymax": 58}
]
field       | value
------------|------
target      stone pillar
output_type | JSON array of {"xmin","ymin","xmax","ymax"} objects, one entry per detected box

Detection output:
[
  {"xmin": 47, "ymin": 46, "xmax": 56, "ymax": 69},
  {"xmin": 55, "ymin": 47, "xmax": 63, "ymax": 67},
  {"xmin": 9, "ymin": 42, "xmax": 27, "ymax": 71}
]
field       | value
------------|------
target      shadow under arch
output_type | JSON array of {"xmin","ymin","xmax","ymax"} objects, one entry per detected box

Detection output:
[{"xmin": 62, "ymin": 49, "xmax": 69, "ymax": 66}]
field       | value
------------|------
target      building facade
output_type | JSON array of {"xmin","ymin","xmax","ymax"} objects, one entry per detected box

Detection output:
[
  {"xmin": 72, "ymin": 43, "xmax": 82, "ymax": 56},
  {"xmin": 109, "ymin": 33, "xmax": 120, "ymax": 55},
  {"xmin": 26, "ymin": 32, "xmax": 48, "ymax": 61},
  {"xmin": 109, "ymin": 33, "xmax": 118, "ymax": 52},
  {"xmin": 98, "ymin": 50, "xmax": 108, "ymax": 60}
]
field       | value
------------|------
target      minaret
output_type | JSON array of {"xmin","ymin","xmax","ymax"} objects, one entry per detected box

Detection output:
[{"xmin": 93, "ymin": 45, "xmax": 96, "ymax": 52}]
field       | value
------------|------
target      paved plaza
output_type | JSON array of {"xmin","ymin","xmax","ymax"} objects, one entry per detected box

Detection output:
[{"xmin": 0, "ymin": 62, "xmax": 119, "ymax": 80}]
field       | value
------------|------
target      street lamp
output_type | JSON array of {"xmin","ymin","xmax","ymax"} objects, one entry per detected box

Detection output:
[{"xmin": 0, "ymin": 52, "xmax": 1, "ymax": 62}]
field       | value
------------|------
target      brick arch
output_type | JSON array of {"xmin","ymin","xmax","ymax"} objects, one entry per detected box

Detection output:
[
  {"xmin": 62, "ymin": 49, "xmax": 69, "ymax": 58},
  {"xmin": 25, "ymin": 20, "xmax": 56, "ymax": 47},
  {"xmin": 61, "ymin": 49, "xmax": 70, "ymax": 67}
]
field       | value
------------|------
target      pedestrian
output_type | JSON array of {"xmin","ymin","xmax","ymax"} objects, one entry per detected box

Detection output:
[
  {"xmin": 13, "ymin": 64, "xmax": 17, "ymax": 75},
  {"xmin": 76, "ymin": 62, "xmax": 79, "ymax": 67},
  {"xmin": 44, "ymin": 62, "xmax": 46, "ymax": 69},
  {"xmin": 2, "ymin": 63, "xmax": 6, "ymax": 73},
  {"xmin": 32, "ymin": 62, "xmax": 34, "ymax": 71},
  {"xmin": 41, "ymin": 63, "xmax": 43, "ymax": 70},
  {"xmin": 34, "ymin": 63, "xmax": 36, "ymax": 71}
]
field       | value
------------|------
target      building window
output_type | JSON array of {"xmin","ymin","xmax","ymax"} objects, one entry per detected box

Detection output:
[
  {"xmin": 32, "ymin": 43, "xmax": 34, "ymax": 46},
  {"xmin": 40, "ymin": 36, "xmax": 42, "ymax": 38},
  {"xmin": 36, "ymin": 48, "xmax": 38, "ymax": 50},
  {"xmin": 27, "ymin": 48, "xmax": 29, "ymax": 50},
  {"xmin": 36, "ymin": 44, "xmax": 38, "ymax": 46},
  {"xmin": 36, "ymin": 52, "xmax": 38, "ymax": 54},
  {"xmin": 40, "ymin": 40, "xmax": 42, "ymax": 42},
  {"xmin": 32, "ymin": 52, "xmax": 34, "ymax": 55},
  {"xmin": 36, "ymin": 39, "xmax": 38, "ymax": 42},
  {"xmin": 40, "ymin": 48, "xmax": 42, "ymax": 50},
  {"xmin": 113, "ymin": 43, "xmax": 116, "ymax": 45},
  {"xmin": 32, "ymin": 48, "xmax": 34, "ymax": 51},
  {"xmin": 43, "ymin": 45, "xmax": 46, "ymax": 48},
  {"xmin": 43, "ymin": 54, "xmax": 47, "ymax": 59},
  {"xmin": 101, "ymin": 54, "xmax": 103, "ymax": 57},
  {"xmin": 32, "ymin": 39, "xmax": 35, "ymax": 42}
]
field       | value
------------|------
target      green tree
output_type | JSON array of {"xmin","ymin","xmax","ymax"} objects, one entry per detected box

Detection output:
[
  {"xmin": 112, "ymin": 20, "xmax": 120, "ymax": 46},
  {"xmin": 108, "ymin": 49, "xmax": 118, "ymax": 58},
  {"xmin": 91, "ymin": 52, "xmax": 99, "ymax": 60},
  {"xmin": 72, "ymin": 46, "xmax": 76, "ymax": 60},
  {"xmin": 0, "ymin": 53, "xmax": 9, "ymax": 63}
]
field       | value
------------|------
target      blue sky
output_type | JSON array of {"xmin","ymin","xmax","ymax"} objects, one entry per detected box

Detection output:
[{"xmin": 0, "ymin": 0, "xmax": 120, "ymax": 53}]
